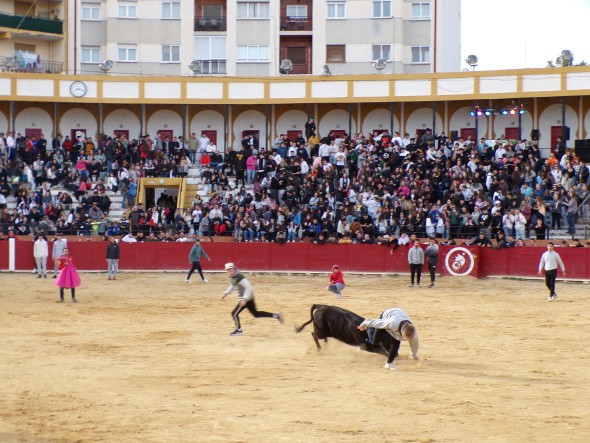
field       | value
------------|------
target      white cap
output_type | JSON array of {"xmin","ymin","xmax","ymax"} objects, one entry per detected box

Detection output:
[{"xmin": 224, "ymin": 262, "xmax": 236, "ymax": 270}]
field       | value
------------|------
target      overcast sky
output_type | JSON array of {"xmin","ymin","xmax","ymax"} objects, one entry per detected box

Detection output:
[{"xmin": 461, "ymin": 0, "xmax": 590, "ymax": 71}]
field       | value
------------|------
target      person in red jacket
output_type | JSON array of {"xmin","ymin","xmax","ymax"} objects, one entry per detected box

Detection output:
[{"xmin": 327, "ymin": 264, "xmax": 345, "ymax": 299}]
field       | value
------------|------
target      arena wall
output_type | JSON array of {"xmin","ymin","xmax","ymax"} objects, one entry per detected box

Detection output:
[{"xmin": 2, "ymin": 241, "xmax": 589, "ymax": 279}]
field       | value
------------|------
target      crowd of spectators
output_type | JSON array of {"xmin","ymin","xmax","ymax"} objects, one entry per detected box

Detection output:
[{"xmin": 0, "ymin": 123, "xmax": 589, "ymax": 246}]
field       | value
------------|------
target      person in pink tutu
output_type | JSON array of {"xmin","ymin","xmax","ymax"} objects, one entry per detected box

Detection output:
[{"xmin": 54, "ymin": 248, "xmax": 81, "ymax": 303}]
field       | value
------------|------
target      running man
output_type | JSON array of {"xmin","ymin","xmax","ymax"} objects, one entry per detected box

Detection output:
[
  {"xmin": 220, "ymin": 262, "xmax": 284, "ymax": 336},
  {"xmin": 538, "ymin": 242, "xmax": 566, "ymax": 302}
]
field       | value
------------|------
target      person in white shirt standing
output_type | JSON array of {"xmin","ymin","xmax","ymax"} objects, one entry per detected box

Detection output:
[
  {"xmin": 34, "ymin": 234, "xmax": 49, "ymax": 278},
  {"xmin": 538, "ymin": 242, "xmax": 566, "ymax": 302}
]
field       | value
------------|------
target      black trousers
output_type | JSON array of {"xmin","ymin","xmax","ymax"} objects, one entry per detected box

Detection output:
[
  {"xmin": 428, "ymin": 262, "xmax": 436, "ymax": 283},
  {"xmin": 410, "ymin": 264, "xmax": 423, "ymax": 285},
  {"xmin": 231, "ymin": 299, "xmax": 274, "ymax": 330},
  {"xmin": 544, "ymin": 269, "xmax": 557, "ymax": 296},
  {"xmin": 187, "ymin": 261, "xmax": 204, "ymax": 280}
]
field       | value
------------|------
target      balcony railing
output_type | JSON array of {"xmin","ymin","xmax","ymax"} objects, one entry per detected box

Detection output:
[
  {"xmin": 0, "ymin": 12, "xmax": 63, "ymax": 35},
  {"xmin": 280, "ymin": 16, "xmax": 312, "ymax": 32},
  {"xmin": 194, "ymin": 16, "xmax": 227, "ymax": 32},
  {"xmin": 195, "ymin": 60, "xmax": 226, "ymax": 75},
  {"xmin": 0, "ymin": 55, "xmax": 63, "ymax": 74}
]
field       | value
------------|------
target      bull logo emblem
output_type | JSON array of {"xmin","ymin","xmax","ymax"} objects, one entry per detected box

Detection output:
[{"xmin": 444, "ymin": 247, "xmax": 475, "ymax": 276}]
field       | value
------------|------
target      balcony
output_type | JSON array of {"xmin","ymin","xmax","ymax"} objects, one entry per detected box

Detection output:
[
  {"xmin": 194, "ymin": 60, "xmax": 226, "ymax": 75},
  {"xmin": 0, "ymin": 54, "xmax": 63, "ymax": 74},
  {"xmin": 0, "ymin": 12, "xmax": 63, "ymax": 35},
  {"xmin": 194, "ymin": 16, "xmax": 226, "ymax": 32},
  {"xmin": 280, "ymin": 16, "xmax": 312, "ymax": 32}
]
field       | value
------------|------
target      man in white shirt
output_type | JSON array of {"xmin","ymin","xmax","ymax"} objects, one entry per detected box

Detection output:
[
  {"xmin": 199, "ymin": 133, "xmax": 210, "ymax": 153},
  {"xmin": 538, "ymin": 242, "xmax": 566, "ymax": 302},
  {"xmin": 121, "ymin": 232, "xmax": 137, "ymax": 243}
]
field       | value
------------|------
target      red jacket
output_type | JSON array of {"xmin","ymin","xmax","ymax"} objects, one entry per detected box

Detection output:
[{"xmin": 329, "ymin": 271, "xmax": 345, "ymax": 286}]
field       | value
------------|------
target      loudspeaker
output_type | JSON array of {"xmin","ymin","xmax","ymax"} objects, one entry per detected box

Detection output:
[
  {"xmin": 576, "ymin": 146, "xmax": 590, "ymax": 162},
  {"xmin": 531, "ymin": 129, "xmax": 539, "ymax": 140},
  {"xmin": 575, "ymin": 139, "xmax": 589, "ymax": 148},
  {"xmin": 450, "ymin": 130, "xmax": 458, "ymax": 142},
  {"xmin": 564, "ymin": 126, "xmax": 570, "ymax": 140}
]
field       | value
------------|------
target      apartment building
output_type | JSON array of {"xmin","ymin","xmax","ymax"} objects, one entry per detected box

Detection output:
[
  {"xmin": 0, "ymin": 0, "xmax": 65, "ymax": 74},
  {"xmin": 0, "ymin": 0, "xmax": 460, "ymax": 77}
]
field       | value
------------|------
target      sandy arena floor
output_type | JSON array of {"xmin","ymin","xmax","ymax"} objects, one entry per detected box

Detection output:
[{"xmin": 1, "ymin": 271, "xmax": 589, "ymax": 442}]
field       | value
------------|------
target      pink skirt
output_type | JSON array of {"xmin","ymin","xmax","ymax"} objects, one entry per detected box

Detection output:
[{"xmin": 55, "ymin": 264, "xmax": 81, "ymax": 288}]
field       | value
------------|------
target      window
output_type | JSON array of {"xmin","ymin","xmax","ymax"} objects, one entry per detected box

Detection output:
[
  {"xmin": 372, "ymin": 44, "xmax": 391, "ymax": 61},
  {"xmin": 81, "ymin": 3, "xmax": 100, "ymax": 20},
  {"xmin": 373, "ymin": 0, "xmax": 391, "ymax": 18},
  {"xmin": 195, "ymin": 36, "xmax": 226, "ymax": 74},
  {"xmin": 286, "ymin": 5, "xmax": 307, "ymax": 18},
  {"xmin": 203, "ymin": 5, "xmax": 222, "ymax": 18},
  {"xmin": 162, "ymin": 45, "xmax": 180, "ymax": 63},
  {"xmin": 411, "ymin": 46, "xmax": 430, "ymax": 63},
  {"xmin": 118, "ymin": 2, "xmax": 137, "ymax": 18},
  {"xmin": 326, "ymin": 45, "xmax": 345, "ymax": 63},
  {"xmin": 237, "ymin": 45, "xmax": 269, "ymax": 62},
  {"xmin": 81, "ymin": 46, "xmax": 100, "ymax": 63},
  {"xmin": 237, "ymin": 2, "xmax": 269, "ymax": 19},
  {"xmin": 162, "ymin": 2, "xmax": 180, "ymax": 19},
  {"xmin": 195, "ymin": 36, "xmax": 226, "ymax": 60},
  {"xmin": 411, "ymin": 2, "xmax": 431, "ymax": 20},
  {"xmin": 327, "ymin": 2, "xmax": 345, "ymax": 19},
  {"xmin": 118, "ymin": 44, "xmax": 137, "ymax": 62}
]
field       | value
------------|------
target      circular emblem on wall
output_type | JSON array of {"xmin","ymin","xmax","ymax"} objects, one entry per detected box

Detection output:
[{"xmin": 444, "ymin": 247, "xmax": 475, "ymax": 276}]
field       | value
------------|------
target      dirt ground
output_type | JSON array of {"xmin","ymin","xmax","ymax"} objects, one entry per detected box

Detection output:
[{"xmin": 1, "ymin": 271, "xmax": 589, "ymax": 443}]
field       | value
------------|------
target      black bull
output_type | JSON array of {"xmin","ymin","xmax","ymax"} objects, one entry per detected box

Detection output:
[{"xmin": 295, "ymin": 304, "xmax": 393, "ymax": 356}]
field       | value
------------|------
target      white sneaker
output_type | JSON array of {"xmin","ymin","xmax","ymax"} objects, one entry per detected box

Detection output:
[
  {"xmin": 384, "ymin": 362, "xmax": 398, "ymax": 370},
  {"xmin": 202, "ymin": 279, "xmax": 208, "ymax": 283},
  {"xmin": 185, "ymin": 279, "xmax": 190, "ymax": 284}
]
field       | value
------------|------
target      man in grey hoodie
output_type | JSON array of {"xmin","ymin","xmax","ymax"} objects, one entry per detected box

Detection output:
[{"xmin": 359, "ymin": 307, "xmax": 419, "ymax": 370}]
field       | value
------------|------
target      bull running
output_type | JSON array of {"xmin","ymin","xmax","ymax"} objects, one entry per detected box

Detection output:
[{"xmin": 295, "ymin": 304, "xmax": 393, "ymax": 356}]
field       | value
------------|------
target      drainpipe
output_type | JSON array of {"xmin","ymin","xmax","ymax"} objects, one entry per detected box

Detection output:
[
  {"xmin": 432, "ymin": 0, "xmax": 437, "ymax": 73},
  {"xmin": 73, "ymin": 0, "xmax": 77, "ymax": 74}
]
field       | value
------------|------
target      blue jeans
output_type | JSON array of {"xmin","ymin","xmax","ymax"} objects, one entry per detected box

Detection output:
[
  {"xmin": 515, "ymin": 228, "xmax": 526, "ymax": 240},
  {"xmin": 246, "ymin": 169, "xmax": 255, "ymax": 184},
  {"xmin": 243, "ymin": 229, "xmax": 254, "ymax": 241},
  {"xmin": 287, "ymin": 231, "xmax": 297, "ymax": 242},
  {"xmin": 567, "ymin": 212, "xmax": 576, "ymax": 234},
  {"xmin": 328, "ymin": 283, "xmax": 345, "ymax": 297}
]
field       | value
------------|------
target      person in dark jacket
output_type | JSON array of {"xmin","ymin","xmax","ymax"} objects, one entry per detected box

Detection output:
[
  {"xmin": 106, "ymin": 236, "xmax": 120, "ymax": 280},
  {"xmin": 185, "ymin": 239, "xmax": 211, "ymax": 284},
  {"xmin": 424, "ymin": 238, "xmax": 439, "ymax": 288}
]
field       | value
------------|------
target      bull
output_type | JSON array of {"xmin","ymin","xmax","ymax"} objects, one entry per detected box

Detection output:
[{"xmin": 295, "ymin": 304, "xmax": 392, "ymax": 356}]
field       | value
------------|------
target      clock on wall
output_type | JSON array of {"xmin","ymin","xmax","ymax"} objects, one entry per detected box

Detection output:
[{"xmin": 70, "ymin": 81, "xmax": 87, "ymax": 97}]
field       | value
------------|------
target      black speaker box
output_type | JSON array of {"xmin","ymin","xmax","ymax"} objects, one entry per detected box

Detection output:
[
  {"xmin": 450, "ymin": 130, "xmax": 458, "ymax": 141},
  {"xmin": 531, "ymin": 129, "xmax": 539, "ymax": 140},
  {"xmin": 576, "ymin": 145, "xmax": 590, "ymax": 162},
  {"xmin": 575, "ymin": 139, "xmax": 588, "ymax": 148}
]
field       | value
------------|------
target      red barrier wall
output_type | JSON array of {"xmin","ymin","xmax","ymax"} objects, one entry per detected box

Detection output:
[{"xmin": 1, "ymin": 241, "xmax": 588, "ymax": 279}]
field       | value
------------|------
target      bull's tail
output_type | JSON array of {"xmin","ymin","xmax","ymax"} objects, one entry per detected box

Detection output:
[{"xmin": 294, "ymin": 304, "xmax": 319, "ymax": 333}]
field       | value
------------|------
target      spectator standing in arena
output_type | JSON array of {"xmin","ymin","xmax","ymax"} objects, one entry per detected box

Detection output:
[
  {"xmin": 538, "ymin": 242, "xmax": 566, "ymax": 302},
  {"xmin": 424, "ymin": 238, "xmax": 439, "ymax": 288},
  {"xmin": 54, "ymin": 248, "xmax": 81, "ymax": 303},
  {"xmin": 408, "ymin": 240, "xmax": 424, "ymax": 287},
  {"xmin": 33, "ymin": 234, "xmax": 49, "ymax": 278},
  {"xmin": 51, "ymin": 234, "xmax": 67, "ymax": 278},
  {"xmin": 220, "ymin": 262, "xmax": 284, "ymax": 336},
  {"xmin": 106, "ymin": 236, "xmax": 120, "ymax": 280},
  {"xmin": 326, "ymin": 264, "xmax": 345, "ymax": 299},
  {"xmin": 185, "ymin": 239, "xmax": 211, "ymax": 284},
  {"xmin": 359, "ymin": 306, "xmax": 420, "ymax": 370}
]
